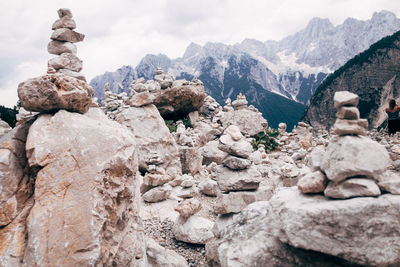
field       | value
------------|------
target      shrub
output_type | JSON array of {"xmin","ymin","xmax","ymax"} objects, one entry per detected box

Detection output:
[{"xmin": 251, "ymin": 129, "xmax": 279, "ymax": 153}]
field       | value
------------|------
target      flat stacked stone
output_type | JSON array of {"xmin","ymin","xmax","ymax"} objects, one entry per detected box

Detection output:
[
  {"xmin": 48, "ymin": 8, "xmax": 85, "ymax": 81},
  {"xmin": 232, "ymin": 93, "xmax": 248, "ymax": 110}
]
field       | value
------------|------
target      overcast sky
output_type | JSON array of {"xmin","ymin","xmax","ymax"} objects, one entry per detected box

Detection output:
[{"xmin": 1, "ymin": 0, "xmax": 399, "ymax": 107}]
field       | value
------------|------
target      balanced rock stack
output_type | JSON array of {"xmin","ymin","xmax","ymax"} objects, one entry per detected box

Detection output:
[
  {"xmin": 298, "ymin": 91, "xmax": 392, "ymax": 199},
  {"xmin": 17, "ymin": 8, "xmax": 93, "ymax": 114},
  {"xmin": 47, "ymin": 8, "xmax": 85, "ymax": 81}
]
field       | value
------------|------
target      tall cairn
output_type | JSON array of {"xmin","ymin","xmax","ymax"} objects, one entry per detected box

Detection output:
[{"xmin": 47, "ymin": 8, "xmax": 85, "ymax": 81}]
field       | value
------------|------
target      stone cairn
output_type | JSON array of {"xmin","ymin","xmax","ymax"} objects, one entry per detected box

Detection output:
[
  {"xmin": 298, "ymin": 91, "xmax": 396, "ymax": 198},
  {"xmin": 101, "ymin": 83, "xmax": 129, "ymax": 119},
  {"xmin": 47, "ymin": 8, "xmax": 85, "ymax": 81}
]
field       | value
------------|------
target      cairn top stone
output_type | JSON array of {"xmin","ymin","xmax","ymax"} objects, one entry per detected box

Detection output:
[
  {"xmin": 334, "ymin": 91, "xmax": 359, "ymax": 109},
  {"xmin": 57, "ymin": 8, "xmax": 72, "ymax": 18}
]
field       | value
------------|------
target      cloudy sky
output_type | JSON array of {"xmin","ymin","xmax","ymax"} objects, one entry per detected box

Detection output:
[{"xmin": 1, "ymin": 0, "xmax": 399, "ymax": 107}]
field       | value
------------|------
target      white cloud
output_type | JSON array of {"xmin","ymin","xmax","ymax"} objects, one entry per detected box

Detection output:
[{"xmin": 0, "ymin": 0, "xmax": 399, "ymax": 107}]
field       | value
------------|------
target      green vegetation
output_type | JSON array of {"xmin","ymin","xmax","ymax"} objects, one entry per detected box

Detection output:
[
  {"xmin": 164, "ymin": 115, "xmax": 193, "ymax": 133},
  {"xmin": 0, "ymin": 105, "xmax": 18, "ymax": 128},
  {"xmin": 251, "ymin": 129, "xmax": 279, "ymax": 153}
]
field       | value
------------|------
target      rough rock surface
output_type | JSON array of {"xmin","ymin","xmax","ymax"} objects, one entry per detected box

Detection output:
[
  {"xmin": 17, "ymin": 74, "xmax": 94, "ymax": 113},
  {"xmin": 297, "ymin": 171, "xmax": 327, "ymax": 193},
  {"xmin": 214, "ymin": 165, "xmax": 262, "ymax": 192},
  {"xmin": 173, "ymin": 215, "xmax": 214, "ymax": 245},
  {"xmin": 221, "ymin": 109, "xmax": 268, "ymax": 136},
  {"xmin": 51, "ymin": 28, "xmax": 85, "ymax": 43},
  {"xmin": 0, "ymin": 119, "xmax": 11, "ymax": 136},
  {"xmin": 116, "ymin": 105, "xmax": 181, "ymax": 176},
  {"xmin": 48, "ymin": 53, "xmax": 82, "ymax": 72},
  {"xmin": 202, "ymin": 140, "xmax": 229, "ymax": 165},
  {"xmin": 324, "ymin": 178, "xmax": 381, "ymax": 198},
  {"xmin": 146, "ymin": 238, "xmax": 188, "ymax": 267},
  {"xmin": 321, "ymin": 135, "xmax": 390, "ymax": 182},
  {"xmin": 174, "ymin": 198, "xmax": 202, "ymax": 219},
  {"xmin": 209, "ymin": 187, "xmax": 400, "ymax": 266},
  {"xmin": 376, "ymin": 171, "xmax": 400, "ymax": 194},
  {"xmin": 47, "ymin": 40, "xmax": 77, "ymax": 55},
  {"xmin": 24, "ymin": 108, "xmax": 145, "ymax": 266},
  {"xmin": 179, "ymin": 146, "xmax": 202, "ymax": 175},
  {"xmin": 153, "ymin": 84, "xmax": 206, "ymax": 118},
  {"xmin": 222, "ymin": 155, "xmax": 251, "ymax": 170}
]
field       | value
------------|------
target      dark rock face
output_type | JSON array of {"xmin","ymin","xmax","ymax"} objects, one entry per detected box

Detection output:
[{"xmin": 303, "ymin": 31, "xmax": 400, "ymax": 129}]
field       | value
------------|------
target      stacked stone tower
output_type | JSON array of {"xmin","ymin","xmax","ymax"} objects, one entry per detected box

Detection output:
[{"xmin": 47, "ymin": 8, "xmax": 85, "ymax": 81}]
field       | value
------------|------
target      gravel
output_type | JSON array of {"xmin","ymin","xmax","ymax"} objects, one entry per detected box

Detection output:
[{"xmin": 144, "ymin": 217, "xmax": 207, "ymax": 266}]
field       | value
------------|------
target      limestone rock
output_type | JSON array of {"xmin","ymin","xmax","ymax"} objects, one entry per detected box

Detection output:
[
  {"xmin": 179, "ymin": 146, "xmax": 202, "ymax": 175},
  {"xmin": 221, "ymin": 109, "xmax": 268, "ymax": 136},
  {"xmin": 143, "ymin": 172, "xmax": 173, "ymax": 187},
  {"xmin": 153, "ymin": 84, "xmax": 206, "ymax": 118},
  {"xmin": 51, "ymin": 28, "xmax": 85, "ymax": 43},
  {"xmin": 52, "ymin": 16, "xmax": 76, "ymax": 30},
  {"xmin": 274, "ymin": 187, "xmax": 400, "ymax": 266},
  {"xmin": 218, "ymin": 134, "xmax": 253, "ymax": 159},
  {"xmin": 375, "ymin": 170, "xmax": 400, "ymax": 194},
  {"xmin": 47, "ymin": 40, "xmax": 77, "ymax": 55},
  {"xmin": 173, "ymin": 215, "xmax": 214, "ymax": 244},
  {"xmin": 297, "ymin": 171, "xmax": 328, "ymax": 194},
  {"xmin": 199, "ymin": 179, "xmax": 219, "ymax": 196},
  {"xmin": 202, "ymin": 140, "xmax": 228, "ymax": 165},
  {"xmin": 222, "ymin": 155, "xmax": 251, "ymax": 170},
  {"xmin": 215, "ymin": 165, "xmax": 262, "ymax": 192},
  {"xmin": 24, "ymin": 108, "xmax": 144, "ymax": 266},
  {"xmin": 320, "ymin": 135, "xmax": 390, "ymax": 182},
  {"xmin": 57, "ymin": 8, "xmax": 72, "ymax": 18},
  {"xmin": 305, "ymin": 146, "xmax": 325, "ymax": 171},
  {"xmin": 17, "ymin": 74, "xmax": 93, "ymax": 113},
  {"xmin": 56, "ymin": 69, "xmax": 86, "ymax": 81},
  {"xmin": 0, "ymin": 119, "xmax": 11, "ymax": 136},
  {"xmin": 128, "ymin": 91, "xmax": 155, "ymax": 107},
  {"xmin": 116, "ymin": 105, "xmax": 181, "ymax": 176},
  {"xmin": 333, "ymin": 118, "xmax": 368, "ymax": 136},
  {"xmin": 324, "ymin": 178, "xmax": 381, "ymax": 199},
  {"xmin": 336, "ymin": 106, "xmax": 360, "ymax": 120},
  {"xmin": 143, "ymin": 184, "xmax": 172, "ymax": 203},
  {"xmin": 48, "ymin": 53, "xmax": 82, "ymax": 72},
  {"xmin": 154, "ymin": 72, "xmax": 174, "ymax": 89},
  {"xmin": 174, "ymin": 198, "xmax": 201, "ymax": 218},
  {"xmin": 333, "ymin": 91, "xmax": 359, "ymax": 109},
  {"xmin": 0, "ymin": 121, "xmax": 34, "ymax": 227},
  {"xmin": 214, "ymin": 191, "xmax": 260, "ymax": 214},
  {"xmin": 146, "ymin": 238, "xmax": 188, "ymax": 267}
]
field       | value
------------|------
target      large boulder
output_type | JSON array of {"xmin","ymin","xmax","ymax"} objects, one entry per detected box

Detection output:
[
  {"xmin": 23, "ymin": 108, "xmax": 145, "ymax": 266},
  {"xmin": 220, "ymin": 109, "xmax": 268, "ymax": 136},
  {"xmin": 209, "ymin": 187, "xmax": 400, "ymax": 266},
  {"xmin": 0, "ymin": 119, "xmax": 11, "ymax": 136},
  {"xmin": 116, "ymin": 105, "xmax": 181, "ymax": 176},
  {"xmin": 320, "ymin": 135, "xmax": 390, "ymax": 182},
  {"xmin": 17, "ymin": 74, "xmax": 94, "ymax": 113},
  {"xmin": 173, "ymin": 215, "xmax": 214, "ymax": 245},
  {"xmin": 153, "ymin": 84, "xmax": 206, "ymax": 118}
]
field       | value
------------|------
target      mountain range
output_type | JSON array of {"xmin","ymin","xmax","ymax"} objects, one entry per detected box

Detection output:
[{"xmin": 90, "ymin": 10, "xmax": 400, "ymax": 129}]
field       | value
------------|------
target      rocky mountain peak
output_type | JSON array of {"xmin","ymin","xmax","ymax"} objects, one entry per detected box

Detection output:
[
  {"xmin": 183, "ymin": 42, "xmax": 202, "ymax": 59},
  {"xmin": 371, "ymin": 10, "xmax": 397, "ymax": 22}
]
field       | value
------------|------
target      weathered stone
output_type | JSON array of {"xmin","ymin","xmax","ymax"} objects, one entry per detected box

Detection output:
[
  {"xmin": 18, "ymin": 74, "xmax": 93, "ymax": 113},
  {"xmin": 146, "ymin": 238, "xmax": 188, "ymax": 267},
  {"xmin": 336, "ymin": 106, "xmax": 360, "ymax": 120},
  {"xmin": 201, "ymin": 140, "xmax": 228, "ymax": 165},
  {"xmin": 143, "ymin": 184, "xmax": 172, "ymax": 203},
  {"xmin": 209, "ymin": 187, "xmax": 400, "ymax": 266},
  {"xmin": 48, "ymin": 53, "xmax": 82, "ymax": 72},
  {"xmin": 52, "ymin": 16, "xmax": 76, "ymax": 30},
  {"xmin": 51, "ymin": 28, "xmax": 85, "ymax": 43},
  {"xmin": 0, "ymin": 121, "xmax": 33, "ymax": 227},
  {"xmin": 221, "ymin": 109, "xmax": 268, "ymax": 136},
  {"xmin": 297, "ymin": 171, "xmax": 328, "ymax": 194},
  {"xmin": 224, "ymin": 125, "xmax": 243, "ymax": 141},
  {"xmin": 324, "ymin": 178, "xmax": 381, "ymax": 199},
  {"xmin": 128, "ymin": 91, "xmax": 155, "ymax": 107},
  {"xmin": 57, "ymin": 8, "xmax": 72, "ymax": 18},
  {"xmin": 154, "ymin": 73, "xmax": 174, "ymax": 89},
  {"xmin": 333, "ymin": 118, "xmax": 368, "ymax": 136},
  {"xmin": 153, "ymin": 84, "xmax": 206, "ymax": 118},
  {"xmin": 333, "ymin": 91, "xmax": 359, "ymax": 109},
  {"xmin": 320, "ymin": 135, "xmax": 390, "ymax": 182},
  {"xmin": 222, "ymin": 155, "xmax": 251, "ymax": 170},
  {"xmin": 174, "ymin": 198, "xmax": 201, "ymax": 218},
  {"xmin": 143, "ymin": 172, "xmax": 173, "ymax": 187},
  {"xmin": 305, "ymin": 146, "xmax": 325, "ymax": 171},
  {"xmin": 176, "ymin": 187, "xmax": 198, "ymax": 199},
  {"xmin": 375, "ymin": 170, "xmax": 400, "ymax": 194},
  {"xmin": 215, "ymin": 165, "xmax": 262, "ymax": 192},
  {"xmin": 179, "ymin": 146, "xmax": 202, "ymax": 175},
  {"xmin": 116, "ymin": 105, "xmax": 181, "ymax": 176},
  {"xmin": 57, "ymin": 68, "xmax": 86, "ymax": 81},
  {"xmin": 214, "ymin": 191, "xmax": 258, "ymax": 214},
  {"xmin": 47, "ymin": 40, "xmax": 77, "ymax": 55},
  {"xmin": 24, "ymin": 108, "xmax": 144, "ymax": 266},
  {"xmin": 218, "ymin": 135, "xmax": 253, "ymax": 159},
  {"xmin": 199, "ymin": 179, "xmax": 219, "ymax": 197},
  {"xmin": 0, "ymin": 119, "xmax": 11, "ymax": 136},
  {"xmin": 173, "ymin": 215, "xmax": 214, "ymax": 244}
]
